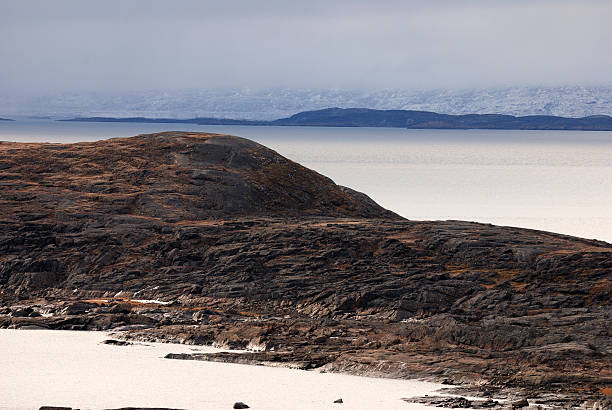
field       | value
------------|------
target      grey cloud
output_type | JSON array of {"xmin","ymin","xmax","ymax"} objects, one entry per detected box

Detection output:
[{"xmin": 1, "ymin": 0, "xmax": 611, "ymax": 96}]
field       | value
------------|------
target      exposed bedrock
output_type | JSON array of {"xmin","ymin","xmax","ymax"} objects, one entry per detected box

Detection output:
[{"xmin": 0, "ymin": 132, "xmax": 610, "ymax": 406}]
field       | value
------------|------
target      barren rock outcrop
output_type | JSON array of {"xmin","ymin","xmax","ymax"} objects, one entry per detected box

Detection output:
[{"xmin": 1, "ymin": 132, "xmax": 610, "ymax": 408}]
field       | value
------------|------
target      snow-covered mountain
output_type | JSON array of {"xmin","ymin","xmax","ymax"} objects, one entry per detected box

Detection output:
[{"xmin": 2, "ymin": 86, "xmax": 611, "ymax": 119}]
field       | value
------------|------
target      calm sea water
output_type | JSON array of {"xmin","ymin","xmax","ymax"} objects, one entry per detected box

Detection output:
[
  {"xmin": 0, "ymin": 329, "xmax": 443, "ymax": 409},
  {"xmin": 1, "ymin": 119, "xmax": 611, "ymax": 242}
]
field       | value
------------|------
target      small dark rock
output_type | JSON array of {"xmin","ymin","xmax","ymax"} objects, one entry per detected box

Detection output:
[
  {"xmin": 11, "ymin": 307, "xmax": 33, "ymax": 317},
  {"xmin": 109, "ymin": 302, "xmax": 132, "ymax": 314},
  {"xmin": 511, "ymin": 398, "xmax": 529, "ymax": 409},
  {"xmin": 403, "ymin": 396, "xmax": 474, "ymax": 408},
  {"xmin": 447, "ymin": 397, "xmax": 472, "ymax": 408},
  {"xmin": 102, "ymin": 339, "xmax": 132, "ymax": 346},
  {"xmin": 61, "ymin": 301, "xmax": 96, "ymax": 315},
  {"xmin": 233, "ymin": 403, "xmax": 249, "ymax": 409},
  {"xmin": 39, "ymin": 407, "xmax": 73, "ymax": 410},
  {"xmin": 333, "ymin": 398, "xmax": 343, "ymax": 403},
  {"xmin": 478, "ymin": 399, "xmax": 500, "ymax": 408}
]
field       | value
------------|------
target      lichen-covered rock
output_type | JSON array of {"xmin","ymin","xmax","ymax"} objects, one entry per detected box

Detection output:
[{"xmin": 0, "ymin": 132, "xmax": 397, "ymax": 222}]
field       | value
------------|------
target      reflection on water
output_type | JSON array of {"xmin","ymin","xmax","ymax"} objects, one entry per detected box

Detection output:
[{"xmin": 1, "ymin": 119, "xmax": 611, "ymax": 242}]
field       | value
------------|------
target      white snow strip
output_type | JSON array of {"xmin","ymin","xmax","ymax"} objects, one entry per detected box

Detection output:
[{"xmin": 131, "ymin": 299, "xmax": 171, "ymax": 305}]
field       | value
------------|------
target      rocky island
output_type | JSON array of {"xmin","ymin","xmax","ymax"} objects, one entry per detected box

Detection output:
[
  {"xmin": 65, "ymin": 107, "xmax": 612, "ymax": 130},
  {"xmin": 0, "ymin": 132, "xmax": 610, "ymax": 409}
]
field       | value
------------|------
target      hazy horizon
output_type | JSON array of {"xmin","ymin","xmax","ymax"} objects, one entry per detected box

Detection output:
[{"xmin": 3, "ymin": 85, "xmax": 612, "ymax": 120}]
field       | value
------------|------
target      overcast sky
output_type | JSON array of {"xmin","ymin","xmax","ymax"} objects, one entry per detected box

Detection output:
[{"xmin": 1, "ymin": 0, "xmax": 611, "ymax": 96}]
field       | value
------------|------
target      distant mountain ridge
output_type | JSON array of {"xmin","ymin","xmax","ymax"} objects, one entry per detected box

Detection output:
[
  {"xmin": 65, "ymin": 107, "xmax": 612, "ymax": 130},
  {"xmin": 3, "ymin": 86, "xmax": 612, "ymax": 119}
]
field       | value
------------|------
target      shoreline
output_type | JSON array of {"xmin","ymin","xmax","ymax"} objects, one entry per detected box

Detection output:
[
  {"xmin": 0, "ymin": 328, "xmax": 462, "ymax": 410},
  {"xmin": 1, "ymin": 327, "xmax": 604, "ymax": 409},
  {"xmin": 2, "ymin": 291, "xmax": 609, "ymax": 409}
]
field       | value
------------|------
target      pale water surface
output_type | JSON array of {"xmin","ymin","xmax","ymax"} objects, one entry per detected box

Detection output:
[
  {"xmin": 0, "ymin": 329, "xmax": 445, "ymax": 409},
  {"xmin": 1, "ymin": 119, "xmax": 611, "ymax": 242}
]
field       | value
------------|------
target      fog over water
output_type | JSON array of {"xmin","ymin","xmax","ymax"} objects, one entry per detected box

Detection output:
[{"xmin": 1, "ymin": 120, "xmax": 611, "ymax": 243}]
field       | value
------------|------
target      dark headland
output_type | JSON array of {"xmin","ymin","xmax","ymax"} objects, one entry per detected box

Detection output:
[
  {"xmin": 64, "ymin": 107, "xmax": 612, "ymax": 130},
  {"xmin": 1, "ymin": 132, "xmax": 610, "ymax": 408},
  {"xmin": 0, "ymin": 117, "xmax": 14, "ymax": 121}
]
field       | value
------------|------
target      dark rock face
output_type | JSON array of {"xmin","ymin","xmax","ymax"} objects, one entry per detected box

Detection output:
[{"xmin": 1, "ymin": 132, "xmax": 610, "ymax": 407}]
